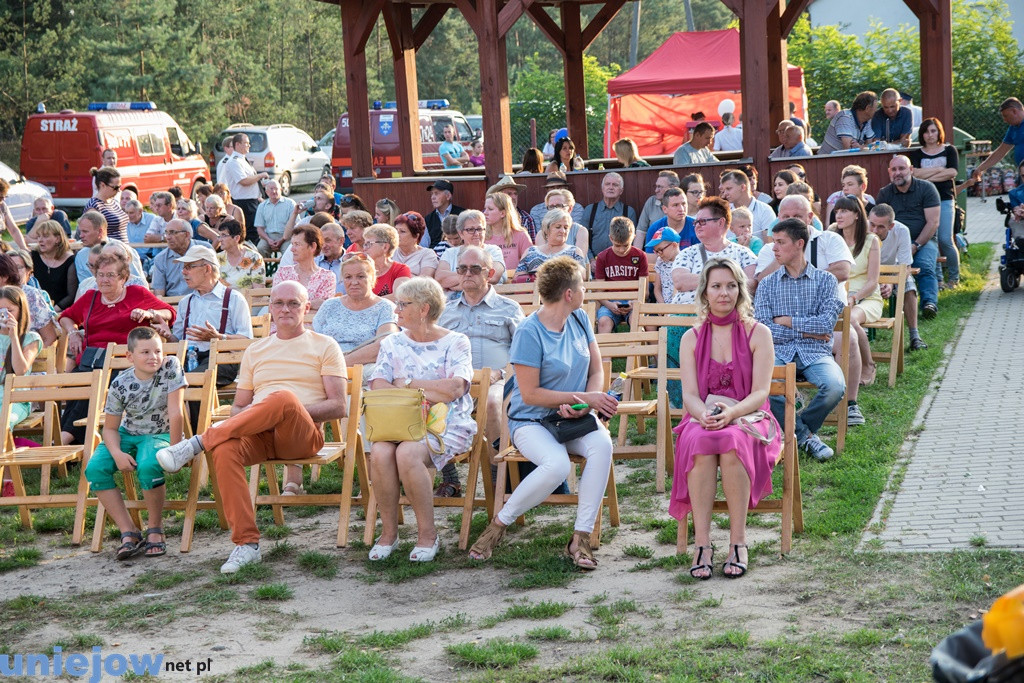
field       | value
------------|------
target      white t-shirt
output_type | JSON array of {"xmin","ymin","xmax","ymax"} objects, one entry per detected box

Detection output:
[
  {"xmin": 713, "ymin": 125, "xmax": 744, "ymax": 152},
  {"xmin": 670, "ymin": 242, "xmax": 756, "ymax": 304},
  {"xmin": 755, "ymin": 228, "xmax": 853, "ymax": 301}
]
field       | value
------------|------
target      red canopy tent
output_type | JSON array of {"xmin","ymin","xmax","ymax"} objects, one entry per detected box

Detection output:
[{"xmin": 604, "ymin": 29, "xmax": 807, "ymax": 157}]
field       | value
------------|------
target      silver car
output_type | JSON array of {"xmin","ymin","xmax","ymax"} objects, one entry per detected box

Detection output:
[
  {"xmin": 0, "ymin": 161, "xmax": 51, "ymax": 224},
  {"xmin": 213, "ymin": 124, "xmax": 330, "ymax": 196}
]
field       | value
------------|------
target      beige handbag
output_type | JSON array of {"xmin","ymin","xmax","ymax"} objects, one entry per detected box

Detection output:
[
  {"xmin": 362, "ymin": 388, "xmax": 447, "ymax": 454},
  {"xmin": 693, "ymin": 394, "xmax": 777, "ymax": 446}
]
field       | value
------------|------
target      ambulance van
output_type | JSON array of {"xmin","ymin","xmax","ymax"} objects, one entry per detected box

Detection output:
[{"xmin": 21, "ymin": 101, "xmax": 209, "ymax": 209}]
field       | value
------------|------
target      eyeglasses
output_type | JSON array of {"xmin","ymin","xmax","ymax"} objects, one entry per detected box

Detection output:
[
  {"xmin": 182, "ymin": 262, "xmax": 208, "ymax": 270},
  {"xmin": 693, "ymin": 216, "xmax": 723, "ymax": 227},
  {"xmin": 106, "ymin": 182, "xmax": 121, "ymax": 191},
  {"xmin": 455, "ymin": 264, "xmax": 485, "ymax": 275},
  {"xmin": 686, "ymin": 189, "xmax": 704, "ymax": 196},
  {"xmin": 460, "ymin": 227, "xmax": 484, "ymax": 234},
  {"xmin": 362, "ymin": 240, "xmax": 386, "ymax": 247},
  {"xmin": 547, "ymin": 203, "xmax": 568, "ymax": 210},
  {"xmin": 165, "ymin": 229, "xmax": 190, "ymax": 236},
  {"xmin": 270, "ymin": 300, "xmax": 304, "ymax": 310},
  {"xmin": 653, "ymin": 244, "xmax": 673, "ymax": 255},
  {"xmin": 394, "ymin": 300, "xmax": 415, "ymax": 310}
]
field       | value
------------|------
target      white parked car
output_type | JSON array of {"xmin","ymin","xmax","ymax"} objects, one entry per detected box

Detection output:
[
  {"xmin": 317, "ymin": 129, "xmax": 335, "ymax": 159},
  {"xmin": 0, "ymin": 161, "xmax": 51, "ymax": 224},
  {"xmin": 213, "ymin": 124, "xmax": 330, "ymax": 196}
]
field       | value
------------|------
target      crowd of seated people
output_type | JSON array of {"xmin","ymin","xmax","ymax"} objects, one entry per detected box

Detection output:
[{"xmin": 1, "ymin": 93, "xmax": 980, "ymax": 582}]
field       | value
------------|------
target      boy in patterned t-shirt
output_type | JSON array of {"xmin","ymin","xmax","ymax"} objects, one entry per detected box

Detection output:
[{"xmin": 85, "ymin": 327, "xmax": 186, "ymax": 560}]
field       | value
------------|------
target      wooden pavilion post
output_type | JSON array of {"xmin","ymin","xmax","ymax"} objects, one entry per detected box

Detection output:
[
  {"xmin": 560, "ymin": 3, "xmax": 589, "ymax": 157},
  {"xmin": 339, "ymin": 0, "xmax": 384, "ymax": 179},
  {"xmin": 381, "ymin": 3, "xmax": 425, "ymax": 176},
  {"xmin": 912, "ymin": 0, "xmax": 954, "ymax": 134},
  {"xmin": 725, "ymin": 0, "xmax": 787, "ymax": 181}
]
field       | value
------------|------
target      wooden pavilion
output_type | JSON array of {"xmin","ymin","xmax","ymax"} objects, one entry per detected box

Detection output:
[{"xmin": 317, "ymin": 0, "xmax": 953, "ymax": 213}]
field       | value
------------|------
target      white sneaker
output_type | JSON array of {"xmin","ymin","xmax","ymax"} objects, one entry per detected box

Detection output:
[
  {"xmin": 220, "ymin": 544, "xmax": 261, "ymax": 574},
  {"xmin": 156, "ymin": 439, "xmax": 199, "ymax": 473}
]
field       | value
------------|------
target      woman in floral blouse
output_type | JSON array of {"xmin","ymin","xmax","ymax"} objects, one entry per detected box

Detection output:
[
  {"xmin": 216, "ymin": 219, "xmax": 266, "ymax": 289},
  {"xmin": 271, "ymin": 224, "xmax": 336, "ymax": 309}
]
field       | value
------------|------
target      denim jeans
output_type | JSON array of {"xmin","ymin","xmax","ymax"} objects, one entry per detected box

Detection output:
[
  {"xmin": 770, "ymin": 354, "xmax": 846, "ymax": 444},
  {"xmin": 912, "ymin": 238, "xmax": 939, "ymax": 308},
  {"xmin": 936, "ymin": 199, "xmax": 960, "ymax": 283}
]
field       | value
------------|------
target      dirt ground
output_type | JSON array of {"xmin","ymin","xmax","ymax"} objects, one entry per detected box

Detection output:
[{"xmin": 2, "ymin": 491, "xmax": 852, "ymax": 683}]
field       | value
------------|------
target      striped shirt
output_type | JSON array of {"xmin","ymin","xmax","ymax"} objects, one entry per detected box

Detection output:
[{"xmin": 753, "ymin": 263, "xmax": 844, "ymax": 364}]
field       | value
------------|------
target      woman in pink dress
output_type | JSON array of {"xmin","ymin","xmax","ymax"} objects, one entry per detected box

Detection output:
[{"xmin": 670, "ymin": 257, "xmax": 781, "ymax": 580}]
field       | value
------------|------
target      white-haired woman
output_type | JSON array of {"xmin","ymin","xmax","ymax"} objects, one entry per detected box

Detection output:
[
  {"xmin": 513, "ymin": 208, "xmax": 588, "ymax": 282},
  {"xmin": 366, "ymin": 277, "xmax": 476, "ymax": 563}
]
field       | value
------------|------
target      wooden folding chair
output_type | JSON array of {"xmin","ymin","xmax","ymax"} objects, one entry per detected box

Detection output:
[
  {"xmin": 247, "ymin": 365, "xmax": 370, "ymax": 547},
  {"xmin": 13, "ymin": 333, "xmax": 69, "ymax": 446},
  {"xmin": 865, "ymin": 264, "xmax": 909, "ymax": 387},
  {"xmin": 362, "ymin": 369, "xmax": 493, "ymax": 550},
  {"xmin": 493, "ymin": 282, "xmax": 539, "ymax": 308},
  {"xmin": 628, "ymin": 303, "xmax": 699, "ymax": 492},
  {"xmin": 245, "ymin": 287, "xmax": 273, "ymax": 311},
  {"xmin": 491, "ymin": 390, "xmax": 619, "ymax": 549},
  {"xmin": 89, "ymin": 359, "xmax": 227, "ymax": 553},
  {"xmin": 158, "ymin": 295, "xmax": 187, "ymax": 306},
  {"xmin": 209, "ymin": 337, "xmax": 262, "ymax": 423},
  {"xmin": 797, "ymin": 306, "xmax": 851, "ymax": 455},
  {"xmin": 251, "ymin": 314, "xmax": 272, "ymax": 338},
  {"xmin": 583, "ymin": 277, "xmax": 648, "ymax": 329},
  {"xmin": 0, "ymin": 370, "xmax": 105, "ymax": 544},
  {"xmin": 676, "ymin": 363, "xmax": 803, "ymax": 555},
  {"xmin": 593, "ymin": 333, "xmax": 658, "ymax": 460}
]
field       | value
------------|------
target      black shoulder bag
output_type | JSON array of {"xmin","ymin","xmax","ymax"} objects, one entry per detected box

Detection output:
[{"xmin": 77, "ymin": 291, "xmax": 107, "ymax": 369}]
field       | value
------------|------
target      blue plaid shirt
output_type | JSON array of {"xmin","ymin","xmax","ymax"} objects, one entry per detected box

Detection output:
[{"xmin": 754, "ymin": 263, "xmax": 844, "ymax": 364}]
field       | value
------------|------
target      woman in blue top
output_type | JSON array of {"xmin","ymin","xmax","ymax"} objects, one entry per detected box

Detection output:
[{"xmin": 468, "ymin": 256, "xmax": 617, "ymax": 569}]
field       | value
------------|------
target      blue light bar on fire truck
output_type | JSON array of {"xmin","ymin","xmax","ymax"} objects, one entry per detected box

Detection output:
[{"xmin": 87, "ymin": 102, "xmax": 157, "ymax": 111}]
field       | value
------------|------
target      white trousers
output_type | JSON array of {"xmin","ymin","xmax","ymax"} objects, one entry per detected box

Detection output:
[{"xmin": 497, "ymin": 423, "xmax": 613, "ymax": 533}]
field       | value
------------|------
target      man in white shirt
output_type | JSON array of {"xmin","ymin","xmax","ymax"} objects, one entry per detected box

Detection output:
[
  {"xmin": 219, "ymin": 133, "xmax": 269, "ymax": 240},
  {"xmin": 869, "ymin": 203, "xmax": 926, "ymax": 351},
  {"xmin": 254, "ymin": 179, "xmax": 297, "ymax": 257},
  {"xmin": 753, "ymin": 195, "xmax": 853, "ymax": 302},
  {"xmin": 713, "ymin": 112, "xmax": 743, "ymax": 152},
  {"xmin": 670, "ymin": 196, "xmax": 756, "ymax": 304},
  {"xmin": 718, "ymin": 170, "xmax": 776, "ymax": 241},
  {"xmin": 144, "ymin": 191, "xmax": 175, "ymax": 243}
]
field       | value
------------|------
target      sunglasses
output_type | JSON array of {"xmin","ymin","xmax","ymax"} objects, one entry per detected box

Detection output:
[
  {"xmin": 342, "ymin": 251, "xmax": 371, "ymax": 263},
  {"xmin": 106, "ymin": 182, "xmax": 121, "ymax": 191},
  {"xmin": 455, "ymin": 264, "xmax": 485, "ymax": 275}
]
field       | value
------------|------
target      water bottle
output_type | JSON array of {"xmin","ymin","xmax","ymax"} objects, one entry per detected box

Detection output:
[
  {"xmin": 559, "ymin": 162, "xmax": 567, "ymax": 173},
  {"xmin": 607, "ymin": 372, "xmax": 628, "ymax": 401},
  {"xmin": 185, "ymin": 343, "xmax": 199, "ymax": 372}
]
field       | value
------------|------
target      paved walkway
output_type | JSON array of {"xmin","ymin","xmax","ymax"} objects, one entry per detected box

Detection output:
[{"xmin": 869, "ymin": 197, "xmax": 1024, "ymax": 551}]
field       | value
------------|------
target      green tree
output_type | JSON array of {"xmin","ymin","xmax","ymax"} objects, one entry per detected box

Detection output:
[{"xmin": 510, "ymin": 53, "xmax": 619, "ymax": 159}]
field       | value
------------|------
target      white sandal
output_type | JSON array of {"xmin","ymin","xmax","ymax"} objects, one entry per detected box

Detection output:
[
  {"xmin": 368, "ymin": 535, "xmax": 399, "ymax": 561},
  {"xmin": 409, "ymin": 535, "xmax": 440, "ymax": 563},
  {"xmin": 281, "ymin": 482, "xmax": 305, "ymax": 496}
]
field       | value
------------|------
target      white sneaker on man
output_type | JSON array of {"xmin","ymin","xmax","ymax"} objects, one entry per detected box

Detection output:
[
  {"xmin": 220, "ymin": 544, "xmax": 261, "ymax": 574},
  {"xmin": 155, "ymin": 439, "xmax": 200, "ymax": 473}
]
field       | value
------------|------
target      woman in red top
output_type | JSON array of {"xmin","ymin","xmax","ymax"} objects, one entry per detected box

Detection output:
[
  {"xmin": 363, "ymin": 224, "xmax": 411, "ymax": 299},
  {"xmin": 58, "ymin": 250, "xmax": 174, "ymax": 444}
]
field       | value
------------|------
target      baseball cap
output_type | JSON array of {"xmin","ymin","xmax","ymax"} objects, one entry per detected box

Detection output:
[
  {"xmin": 645, "ymin": 226, "xmax": 682, "ymax": 250},
  {"xmin": 427, "ymin": 179, "xmax": 454, "ymax": 193},
  {"xmin": 173, "ymin": 244, "xmax": 218, "ymax": 266}
]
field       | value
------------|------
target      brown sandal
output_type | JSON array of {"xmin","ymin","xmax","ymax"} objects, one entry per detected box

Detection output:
[
  {"xmin": 566, "ymin": 532, "xmax": 597, "ymax": 570},
  {"xmin": 468, "ymin": 521, "xmax": 506, "ymax": 561}
]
